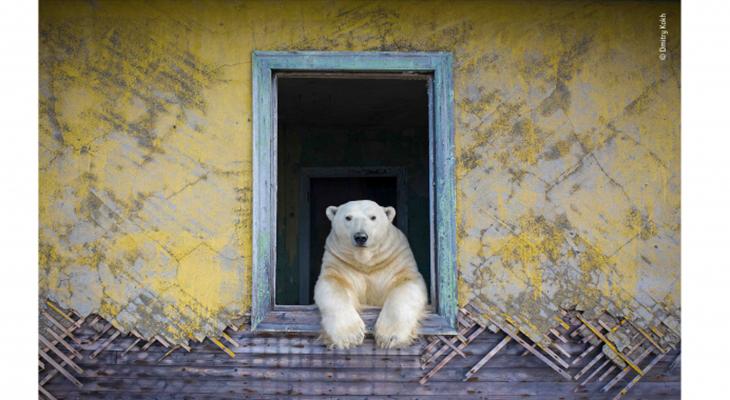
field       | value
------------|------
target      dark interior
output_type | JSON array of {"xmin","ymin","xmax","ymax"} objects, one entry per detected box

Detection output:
[{"xmin": 276, "ymin": 74, "xmax": 431, "ymax": 305}]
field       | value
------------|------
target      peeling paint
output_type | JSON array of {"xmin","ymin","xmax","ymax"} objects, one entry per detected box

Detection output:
[{"xmin": 40, "ymin": 0, "xmax": 679, "ymax": 346}]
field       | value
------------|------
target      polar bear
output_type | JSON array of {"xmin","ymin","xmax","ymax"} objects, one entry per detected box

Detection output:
[{"xmin": 313, "ymin": 199, "xmax": 428, "ymax": 349}]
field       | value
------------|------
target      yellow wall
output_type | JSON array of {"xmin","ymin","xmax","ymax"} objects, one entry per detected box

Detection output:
[{"xmin": 40, "ymin": 0, "xmax": 680, "ymax": 345}]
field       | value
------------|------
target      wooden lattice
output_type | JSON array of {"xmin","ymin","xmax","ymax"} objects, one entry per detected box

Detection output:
[
  {"xmin": 40, "ymin": 299, "xmax": 677, "ymax": 399},
  {"xmin": 419, "ymin": 307, "xmax": 488, "ymax": 384},
  {"xmin": 419, "ymin": 303, "xmax": 679, "ymax": 400},
  {"xmin": 567, "ymin": 310, "xmax": 675, "ymax": 399},
  {"xmin": 38, "ymin": 300, "xmax": 246, "ymax": 400}
]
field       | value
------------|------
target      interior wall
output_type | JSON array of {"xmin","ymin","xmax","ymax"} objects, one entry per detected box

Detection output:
[{"xmin": 39, "ymin": 0, "xmax": 680, "ymax": 346}]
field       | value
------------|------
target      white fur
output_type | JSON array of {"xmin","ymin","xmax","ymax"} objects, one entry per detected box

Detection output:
[{"xmin": 314, "ymin": 200, "xmax": 427, "ymax": 349}]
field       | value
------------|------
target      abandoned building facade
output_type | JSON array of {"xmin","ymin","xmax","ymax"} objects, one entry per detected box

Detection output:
[{"xmin": 39, "ymin": 1, "xmax": 680, "ymax": 398}]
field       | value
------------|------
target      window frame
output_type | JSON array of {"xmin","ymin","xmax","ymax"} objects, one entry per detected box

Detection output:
[{"xmin": 252, "ymin": 51, "xmax": 457, "ymax": 334}]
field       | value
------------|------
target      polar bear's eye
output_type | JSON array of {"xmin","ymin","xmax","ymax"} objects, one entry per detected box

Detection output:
[
  {"xmin": 345, "ymin": 216, "xmax": 352, "ymax": 221},
  {"xmin": 370, "ymin": 216, "xmax": 376, "ymax": 221}
]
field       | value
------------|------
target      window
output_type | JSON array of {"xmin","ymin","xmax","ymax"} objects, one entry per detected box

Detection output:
[
  {"xmin": 276, "ymin": 76, "xmax": 428, "ymax": 306},
  {"xmin": 252, "ymin": 52, "xmax": 456, "ymax": 334}
]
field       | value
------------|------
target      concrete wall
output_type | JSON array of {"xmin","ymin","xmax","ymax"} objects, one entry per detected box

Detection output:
[{"xmin": 39, "ymin": 0, "xmax": 680, "ymax": 345}]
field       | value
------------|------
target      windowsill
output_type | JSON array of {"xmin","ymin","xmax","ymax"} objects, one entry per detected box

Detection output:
[{"xmin": 254, "ymin": 305, "xmax": 457, "ymax": 335}]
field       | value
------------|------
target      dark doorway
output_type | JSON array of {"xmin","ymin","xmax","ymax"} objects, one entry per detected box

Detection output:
[{"xmin": 276, "ymin": 74, "xmax": 431, "ymax": 305}]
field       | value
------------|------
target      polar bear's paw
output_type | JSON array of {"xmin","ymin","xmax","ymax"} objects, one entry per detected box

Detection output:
[
  {"xmin": 321, "ymin": 312, "xmax": 365, "ymax": 349},
  {"xmin": 375, "ymin": 332, "xmax": 415, "ymax": 349},
  {"xmin": 374, "ymin": 317, "xmax": 417, "ymax": 349}
]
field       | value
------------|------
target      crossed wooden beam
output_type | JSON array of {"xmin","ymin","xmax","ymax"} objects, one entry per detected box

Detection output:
[
  {"xmin": 38, "ymin": 300, "xmax": 243, "ymax": 400},
  {"xmin": 418, "ymin": 304, "xmax": 677, "ymax": 400}
]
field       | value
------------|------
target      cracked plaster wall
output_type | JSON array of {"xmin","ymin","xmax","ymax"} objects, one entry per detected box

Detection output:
[{"xmin": 40, "ymin": 0, "xmax": 680, "ymax": 345}]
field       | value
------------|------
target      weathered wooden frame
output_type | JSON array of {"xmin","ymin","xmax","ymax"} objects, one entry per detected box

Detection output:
[{"xmin": 252, "ymin": 51, "xmax": 457, "ymax": 334}]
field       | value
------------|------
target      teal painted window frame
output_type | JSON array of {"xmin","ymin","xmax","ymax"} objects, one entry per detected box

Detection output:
[{"xmin": 251, "ymin": 51, "xmax": 457, "ymax": 334}]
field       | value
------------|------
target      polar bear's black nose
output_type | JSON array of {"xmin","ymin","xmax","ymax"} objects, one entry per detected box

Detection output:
[{"xmin": 353, "ymin": 232, "xmax": 368, "ymax": 246}]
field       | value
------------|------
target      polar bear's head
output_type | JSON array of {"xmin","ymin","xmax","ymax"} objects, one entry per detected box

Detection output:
[{"xmin": 326, "ymin": 200, "xmax": 396, "ymax": 248}]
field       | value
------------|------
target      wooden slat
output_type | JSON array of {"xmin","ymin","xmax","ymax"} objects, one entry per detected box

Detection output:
[
  {"xmin": 572, "ymin": 343, "xmax": 598, "ymax": 365},
  {"xmin": 38, "ymin": 348, "xmax": 83, "ymax": 388},
  {"xmin": 40, "ymin": 351, "xmax": 81, "ymax": 386},
  {"xmin": 612, "ymin": 353, "xmax": 665, "ymax": 400},
  {"xmin": 210, "ymin": 337, "xmax": 235, "ymax": 358},
  {"xmin": 64, "ymin": 360, "xmax": 680, "ymax": 383},
  {"xmin": 463, "ymin": 335, "xmax": 511, "ymax": 381},
  {"xmin": 157, "ymin": 346, "xmax": 181, "ymax": 363},
  {"xmin": 598, "ymin": 361, "xmax": 618, "ymax": 382},
  {"xmin": 420, "ymin": 336, "xmax": 443, "ymax": 360},
  {"xmin": 35, "ymin": 391, "xmax": 682, "ymax": 400},
  {"xmin": 86, "ymin": 347, "xmax": 677, "ymax": 374},
  {"xmin": 602, "ymin": 347, "xmax": 653, "ymax": 392},
  {"xmin": 141, "ymin": 337, "xmax": 157, "ymax": 351},
  {"xmin": 550, "ymin": 328, "xmax": 568, "ymax": 344},
  {"xmin": 155, "ymin": 335, "xmax": 171, "ymax": 348},
  {"xmin": 81, "ymin": 332, "xmax": 523, "ymax": 356},
  {"xmin": 221, "ymin": 331, "xmax": 240, "ymax": 348},
  {"xmin": 484, "ymin": 315, "xmax": 572, "ymax": 380},
  {"xmin": 627, "ymin": 320, "xmax": 667, "ymax": 354},
  {"xmin": 539, "ymin": 342, "xmax": 570, "ymax": 368},
  {"xmin": 45, "ymin": 327, "xmax": 83, "ymax": 359},
  {"xmin": 89, "ymin": 322, "xmax": 112, "ymax": 343},
  {"xmin": 39, "ymin": 335, "xmax": 84, "ymax": 374},
  {"xmin": 122, "ymin": 337, "xmax": 142, "ymax": 355},
  {"xmin": 597, "ymin": 336, "xmax": 647, "ymax": 383},
  {"xmin": 552, "ymin": 342, "xmax": 571, "ymax": 359},
  {"xmin": 39, "ymin": 384, "xmax": 58, "ymax": 400},
  {"xmin": 421, "ymin": 320, "xmax": 474, "ymax": 366},
  {"xmin": 598, "ymin": 319, "xmax": 614, "ymax": 333},
  {"xmin": 90, "ymin": 331, "xmax": 121, "ymax": 359},
  {"xmin": 456, "ymin": 313, "xmax": 474, "ymax": 329},
  {"xmin": 88, "ymin": 330, "xmax": 670, "ymax": 357},
  {"xmin": 419, "ymin": 325, "xmax": 486, "ymax": 384},
  {"xmin": 42, "ymin": 376, "xmax": 679, "ymax": 397},
  {"xmin": 46, "ymin": 301, "xmax": 84, "ymax": 329},
  {"xmin": 256, "ymin": 308, "xmax": 457, "ymax": 335},
  {"xmin": 95, "ymin": 335, "xmax": 426, "ymax": 357},
  {"xmin": 436, "ymin": 335, "xmax": 465, "ymax": 358},
  {"xmin": 45, "ymin": 301, "xmax": 74, "ymax": 321},
  {"xmin": 573, "ymin": 351, "xmax": 603, "ymax": 380},
  {"xmin": 42, "ymin": 311, "xmax": 81, "ymax": 345},
  {"xmin": 421, "ymin": 334, "xmax": 462, "ymax": 367},
  {"xmin": 580, "ymin": 358, "xmax": 612, "ymax": 386},
  {"xmin": 576, "ymin": 314, "xmax": 643, "ymax": 376}
]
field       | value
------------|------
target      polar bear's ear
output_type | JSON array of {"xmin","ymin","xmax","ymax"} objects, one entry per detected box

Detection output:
[
  {"xmin": 326, "ymin": 206, "xmax": 338, "ymax": 221},
  {"xmin": 383, "ymin": 206, "xmax": 396, "ymax": 223}
]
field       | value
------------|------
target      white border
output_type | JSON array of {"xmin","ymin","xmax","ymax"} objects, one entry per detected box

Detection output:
[
  {"xmin": 0, "ymin": 1, "xmax": 39, "ymax": 397},
  {"xmin": 684, "ymin": 0, "xmax": 730, "ymax": 398}
]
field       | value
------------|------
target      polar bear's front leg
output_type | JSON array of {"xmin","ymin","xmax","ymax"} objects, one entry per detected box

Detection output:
[
  {"xmin": 375, "ymin": 279, "xmax": 427, "ymax": 349},
  {"xmin": 314, "ymin": 274, "xmax": 365, "ymax": 349}
]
